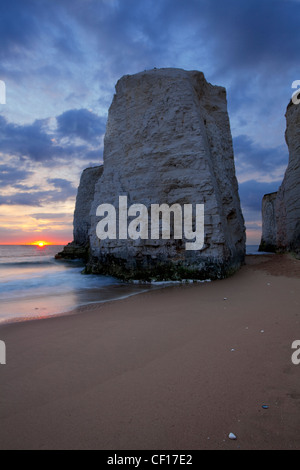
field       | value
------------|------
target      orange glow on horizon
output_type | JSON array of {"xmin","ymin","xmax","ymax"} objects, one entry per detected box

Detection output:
[{"xmin": 30, "ymin": 241, "xmax": 51, "ymax": 247}]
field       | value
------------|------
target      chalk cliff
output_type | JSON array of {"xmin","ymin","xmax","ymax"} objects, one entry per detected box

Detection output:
[
  {"xmin": 259, "ymin": 192, "xmax": 278, "ymax": 252},
  {"xmin": 260, "ymin": 101, "xmax": 300, "ymax": 253},
  {"xmin": 86, "ymin": 68, "xmax": 245, "ymax": 280},
  {"xmin": 56, "ymin": 165, "xmax": 103, "ymax": 260}
]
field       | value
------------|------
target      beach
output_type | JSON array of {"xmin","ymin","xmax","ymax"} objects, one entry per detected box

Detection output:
[{"xmin": 0, "ymin": 253, "xmax": 300, "ymax": 450}]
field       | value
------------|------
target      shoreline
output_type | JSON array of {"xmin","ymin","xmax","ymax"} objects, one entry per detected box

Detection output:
[
  {"xmin": 0, "ymin": 249, "xmax": 267, "ymax": 328},
  {"xmin": 0, "ymin": 253, "xmax": 300, "ymax": 450}
]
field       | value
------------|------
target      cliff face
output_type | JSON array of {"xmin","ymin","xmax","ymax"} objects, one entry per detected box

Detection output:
[
  {"xmin": 73, "ymin": 166, "xmax": 104, "ymax": 246},
  {"xmin": 259, "ymin": 192, "xmax": 278, "ymax": 252},
  {"xmin": 56, "ymin": 165, "xmax": 103, "ymax": 260},
  {"xmin": 260, "ymin": 101, "xmax": 300, "ymax": 253},
  {"xmin": 276, "ymin": 102, "xmax": 300, "ymax": 251},
  {"xmin": 87, "ymin": 68, "xmax": 245, "ymax": 280}
]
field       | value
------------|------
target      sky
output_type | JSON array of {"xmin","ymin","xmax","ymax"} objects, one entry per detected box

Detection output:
[{"xmin": 0, "ymin": 0, "xmax": 299, "ymax": 245}]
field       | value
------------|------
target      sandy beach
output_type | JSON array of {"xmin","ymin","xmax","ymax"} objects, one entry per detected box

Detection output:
[{"xmin": 0, "ymin": 253, "xmax": 300, "ymax": 450}]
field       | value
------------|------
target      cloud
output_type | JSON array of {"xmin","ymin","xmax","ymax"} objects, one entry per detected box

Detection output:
[
  {"xmin": 239, "ymin": 179, "xmax": 281, "ymax": 212},
  {"xmin": 47, "ymin": 178, "xmax": 76, "ymax": 196},
  {"xmin": 0, "ymin": 178, "xmax": 76, "ymax": 207},
  {"xmin": 0, "ymin": 164, "xmax": 33, "ymax": 186},
  {"xmin": 0, "ymin": 0, "xmax": 41, "ymax": 61},
  {"xmin": 31, "ymin": 213, "xmax": 72, "ymax": 220},
  {"xmin": 0, "ymin": 0, "xmax": 83, "ymax": 63},
  {"xmin": 0, "ymin": 110, "xmax": 104, "ymax": 167},
  {"xmin": 234, "ymin": 134, "xmax": 288, "ymax": 180},
  {"xmin": 158, "ymin": 0, "xmax": 300, "ymax": 76},
  {"xmin": 0, "ymin": 116, "xmax": 62, "ymax": 163},
  {"xmin": 56, "ymin": 109, "xmax": 106, "ymax": 143}
]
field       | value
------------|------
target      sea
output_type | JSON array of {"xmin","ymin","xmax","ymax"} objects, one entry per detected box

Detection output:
[
  {"xmin": 0, "ymin": 244, "xmax": 262, "ymax": 325},
  {"xmin": 0, "ymin": 245, "xmax": 155, "ymax": 325}
]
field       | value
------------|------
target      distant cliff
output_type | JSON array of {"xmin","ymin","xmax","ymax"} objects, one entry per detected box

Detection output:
[
  {"xmin": 260, "ymin": 101, "xmax": 300, "ymax": 253},
  {"xmin": 56, "ymin": 165, "xmax": 103, "ymax": 260},
  {"xmin": 259, "ymin": 192, "xmax": 278, "ymax": 252}
]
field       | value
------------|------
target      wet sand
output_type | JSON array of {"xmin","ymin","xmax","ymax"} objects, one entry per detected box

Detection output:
[{"xmin": 0, "ymin": 254, "xmax": 300, "ymax": 450}]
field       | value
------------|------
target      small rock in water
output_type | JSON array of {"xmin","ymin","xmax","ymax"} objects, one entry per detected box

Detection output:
[{"xmin": 229, "ymin": 433, "xmax": 237, "ymax": 440}]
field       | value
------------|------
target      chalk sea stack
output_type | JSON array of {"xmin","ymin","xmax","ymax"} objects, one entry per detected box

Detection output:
[
  {"xmin": 260, "ymin": 100, "xmax": 300, "ymax": 254},
  {"xmin": 62, "ymin": 68, "xmax": 246, "ymax": 280},
  {"xmin": 56, "ymin": 165, "xmax": 103, "ymax": 260}
]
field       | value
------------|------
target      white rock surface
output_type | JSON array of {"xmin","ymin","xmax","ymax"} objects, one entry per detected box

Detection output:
[{"xmin": 88, "ymin": 68, "xmax": 245, "ymax": 279}]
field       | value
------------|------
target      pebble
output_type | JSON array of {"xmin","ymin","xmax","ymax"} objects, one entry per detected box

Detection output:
[{"xmin": 229, "ymin": 433, "xmax": 237, "ymax": 440}]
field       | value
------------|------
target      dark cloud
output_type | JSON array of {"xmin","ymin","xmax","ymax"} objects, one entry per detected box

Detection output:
[
  {"xmin": 198, "ymin": 0, "xmax": 300, "ymax": 73},
  {"xmin": 55, "ymin": 0, "xmax": 300, "ymax": 78},
  {"xmin": 1, "ymin": 0, "xmax": 298, "ymax": 85},
  {"xmin": 0, "ymin": 0, "xmax": 83, "ymax": 64},
  {"xmin": 47, "ymin": 178, "xmax": 76, "ymax": 195},
  {"xmin": 56, "ymin": 109, "xmax": 106, "ymax": 143},
  {"xmin": 239, "ymin": 179, "xmax": 281, "ymax": 212},
  {"xmin": 0, "ymin": 116, "xmax": 62, "ymax": 163},
  {"xmin": 233, "ymin": 134, "xmax": 288, "ymax": 175},
  {"xmin": 0, "ymin": 178, "xmax": 76, "ymax": 207},
  {"xmin": 0, "ymin": 0, "xmax": 41, "ymax": 60},
  {"xmin": 0, "ymin": 192, "xmax": 45, "ymax": 207},
  {"xmin": 0, "ymin": 164, "xmax": 33, "ymax": 186},
  {"xmin": 0, "ymin": 110, "xmax": 104, "ymax": 166}
]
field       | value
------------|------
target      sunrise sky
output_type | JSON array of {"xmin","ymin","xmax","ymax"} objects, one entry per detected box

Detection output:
[{"xmin": 0, "ymin": 0, "xmax": 298, "ymax": 245}]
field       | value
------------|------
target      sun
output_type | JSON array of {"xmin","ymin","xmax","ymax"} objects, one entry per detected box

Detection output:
[{"xmin": 31, "ymin": 241, "xmax": 49, "ymax": 248}]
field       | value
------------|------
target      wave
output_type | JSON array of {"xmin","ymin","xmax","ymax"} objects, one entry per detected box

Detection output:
[
  {"xmin": 0, "ymin": 265, "xmax": 121, "ymax": 299},
  {"xmin": 0, "ymin": 260, "xmax": 56, "ymax": 268},
  {"xmin": 0, "ymin": 257, "xmax": 84, "ymax": 268}
]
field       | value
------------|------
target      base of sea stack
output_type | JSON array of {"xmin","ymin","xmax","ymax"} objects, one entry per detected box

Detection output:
[
  {"xmin": 55, "ymin": 242, "xmax": 89, "ymax": 261},
  {"xmin": 259, "ymin": 240, "xmax": 300, "ymax": 257},
  {"xmin": 84, "ymin": 253, "xmax": 245, "ymax": 282},
  {"xmin": 258, "ymin": 241, "xmax": 277, "ymax": 253}
]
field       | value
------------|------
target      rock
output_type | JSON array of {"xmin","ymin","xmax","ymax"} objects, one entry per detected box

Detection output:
[
  {"xmin": 55, "ymin": 242, "xmax": 90, "ymax": 261},
  {"xmin": 229, "ymin": 433, "xmax": 237, "ymax": 440},
  {"xmin": 259, "ymin": 192, "xmax": 278, "ymax": 252},
  {"xmin": 56, "ymin": 165, "xmax": 103, "ymax": 260},
  {"xmin": 276, "ymin": 101, "xmax": 300, "ymax": 252},
  {"xmin": 73, "ymin": 166, "xmax": 104, "ymax": 246},
  {"xmin": 260, "ymin": 100, "xmax": 300, "ymax": 253},
  {"xmin": 87, "ymin": 68, "xmax": 245, "ymax": 280}
]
